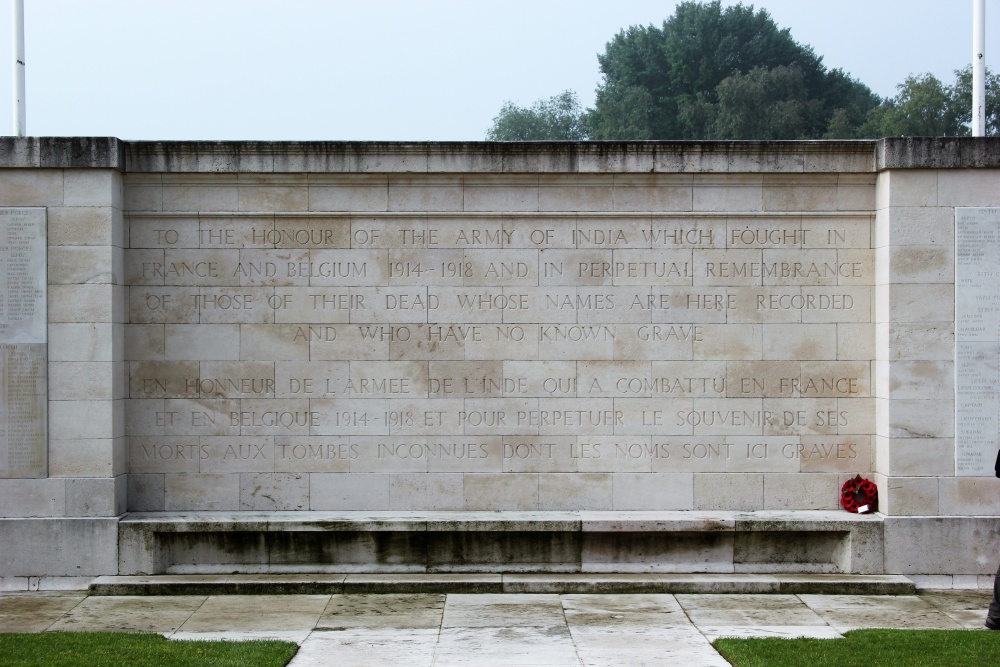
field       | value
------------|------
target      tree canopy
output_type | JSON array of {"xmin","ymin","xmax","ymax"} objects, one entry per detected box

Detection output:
[
  {"xmin": 586, "ymin": 0, "xmax": 879, "ymax": 139},
  {"xmin": 485, "ymin": 1, "xmax": 996, "ymax": 140},
  {"xmin": 859, "ymin": 66, "xmax": 1000, "ymax": 137},
  {"xmin": 485, "ymin": 91, "xmax": 587, "ymax": 141}
]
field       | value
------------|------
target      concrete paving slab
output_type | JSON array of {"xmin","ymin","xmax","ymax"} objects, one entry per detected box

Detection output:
[
  {"xmin": 442, "ymin": 594, "xmax": 565, "ymax": 628},
  {"xmin": 798, "ymin": 592, "xmax": 965, "ymax": 629},
  {"xmin": 568, "ymin": 624, "xmax": 709, "ymax": 649},
  {"xmin": 0, "ymin": 593, "xmax": 87, "ymax": 632},
  {"xmin": 677, "ymin": 594, "xmax": 829, "ymax": 625},
  {"xmin": 288, "ymin": 630, "xmax": 439, "ymax": 667},
  {"xmin": 434, "ymin": 626, "xmax": 580, "ymax": 666},
  {"xmin": 47, "ymin": 595, "xmax": 206, "ymax": 633},
  {"xmin": 177, "ymin": 594, "xmax": 329, "ymax": 632},
  {"xmin": 560, "ymin": 593, "xmax": 682, "ymax": 614},
  {"xmin": 318, "ymin": 594, "xmax": 445, "ymax": 629},
  {"xmin": 576, "ymin": 645, "xmax": 730, "ymax": 667}
]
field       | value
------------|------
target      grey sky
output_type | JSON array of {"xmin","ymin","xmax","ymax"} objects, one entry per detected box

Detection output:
[{"xmin": 1, "ymin": 0, "xmax": 998, "ymax": 140}]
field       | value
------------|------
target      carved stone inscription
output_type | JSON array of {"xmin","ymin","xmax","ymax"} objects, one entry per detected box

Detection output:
[
  {"xmin": 956, "ymin": 207, "xmax": 1000, "ymax": 476},
  {"xmin": 0, "ymin": 208, "xmax": 47, "ymax": 478},
  {"xmin": 125, "ymin": 214, "xmax": 875, "ymax": 508}
]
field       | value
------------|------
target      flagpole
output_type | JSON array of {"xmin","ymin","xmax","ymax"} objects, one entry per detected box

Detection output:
[
  {"xmin": 12, "ymin": 0, "xmax": 25, "ymax": 136},
  {"xmin": 973, "ymin": 0, "xmax": 986, "ymax": 136}
]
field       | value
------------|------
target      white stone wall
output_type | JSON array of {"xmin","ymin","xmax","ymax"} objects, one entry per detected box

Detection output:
[
  {"xmin": 121, "ymin": 168, "xmax": 877, "ymax": 513},
  {"xmin": 0, "ymin": 168, "xmax": 127, "ymax": 520},
  {"xmin": 1, "ymin": 139, "xmax": 997, "ymax": 578},
  {"xmin": 876, "ymin": 168, "xmax": 1000, "ymax": 516}
]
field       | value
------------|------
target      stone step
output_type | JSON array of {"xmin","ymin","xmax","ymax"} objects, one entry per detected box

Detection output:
[{"xmin": 89, "ymin": 573, "xmax": 916, "ymax": 596}]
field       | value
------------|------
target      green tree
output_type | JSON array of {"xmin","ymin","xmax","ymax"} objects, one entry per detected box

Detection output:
[
  {"xmin": 950, "ymin": 65, "xmax": 1000, "ymax": 135},
  {"xmin": 587, "ymin": 0, "xmax": 878, "ymax": 139},
  {"xmin": 861, "ymin": 66, "xmax": 1000, "ymax": 137},
  {"xmin": 713, "ymin": 65, "xmax": 820, "ymax": 139},
  {"xmin": 486, "ymin": 90, "xmax": 587, "ymax": 141}
]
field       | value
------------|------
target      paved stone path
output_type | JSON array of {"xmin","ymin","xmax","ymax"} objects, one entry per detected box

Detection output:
[{"xmin": 0, "ymin": 591, "xmax": 992, "ymax": 665}]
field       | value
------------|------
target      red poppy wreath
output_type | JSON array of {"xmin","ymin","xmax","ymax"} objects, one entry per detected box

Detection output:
[{"xmin": 841, "ymin": 475, "xmax": 878, "ymax": 514}]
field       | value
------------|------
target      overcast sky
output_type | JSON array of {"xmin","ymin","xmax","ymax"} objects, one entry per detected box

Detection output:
[{"xmin": 1, "ymin": 0, "xmax": 998, "ymax": 140}]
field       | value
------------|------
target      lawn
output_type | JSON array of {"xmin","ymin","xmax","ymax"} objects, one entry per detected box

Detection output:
[
  {"xmin": 715, "ymin": 629, "xmax": 1000, "ymax": 667},
  {"xmin": 0, "ymin": 632, "xmax": 298, "ymax": 667}
]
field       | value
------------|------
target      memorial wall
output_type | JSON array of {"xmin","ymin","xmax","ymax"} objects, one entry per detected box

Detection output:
[
  {"xmin": 124, "ymin": 202, "xmax": 875, "ymax": 512},
  {"xmin": 1, "ymin": 138, "xmax": 998, "ymax": 583}
]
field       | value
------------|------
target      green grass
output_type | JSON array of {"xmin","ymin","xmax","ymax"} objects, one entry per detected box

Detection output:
[
  {"xmin": 714, "ymin": 629, "xmax": 1000, "ymax": 667},
  {"xmin": 0, "ymin": 632, "xmax": 298, "ymax": 667}
]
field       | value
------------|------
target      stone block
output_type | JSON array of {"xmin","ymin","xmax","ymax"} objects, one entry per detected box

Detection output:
[
  {"xmin": 539, "ymin": 474, "xmax": 612, "ymax": 510},
  {"xmin": 48, "ymin": 207, "xmax": 120, "ymax": 248},
  {"xmin": 389, "ymin": 473, "xmax": 464, "ymax": 510},
  {"xmin": 881, "ymin": 437, "xmax": 955, "ymax": 477},
  {"xmin": 239, "ymin": 472, "xmax": 308, "ymax": 510},
  {"xmin": 881, "ymin": 476, "xmax": 939, "ymax": 515},
  {"xmin": 837, "ymin": 323, "xmax": 875, "ymax": 361},
  {"xmin": 888, "ymin": 245, "xmax": 954, "ymax": 284},
  {"xmin": 939, "ymin": 478, "xmax": 1000, "ymax": 515},
  {"xmin": 161, "ymin": 175, "xmax": 238, "ymax": 212},
  {"xmin": 762, "ymin": 324, "xmax": 837, "ymax": 360},
  {"xmin": 49, "ymin": 438, "xmax": 123, "ymax": 478},
  {"xmin": 763, "ymin": 473, "xmax": 839, "ymax": 510},
  {"xmin": 128, "ymin": 473, "xmax": 165, "ymax": 511},
  {"xmin": 881, "ymin": 323, "xmax": 953, "ymax": 361},
  {"xmin": 49, "ymin": 361, "xmax": 119, "ymax": 401},
  {"xmin": 162, "ymin": 324, "xmax": 241, "ymax": 360},
  {"xmin": 878, "ymin": 397, "xmax": 954, "ymax": 439},
  {"xmin": 880, "ymin": 207, "xmax": 955, "ymax": 247},
  {"xmin": 307, "ymin": 175, "xmax": 388, "ymax": 211},
  {"xmin": 836, "ymin": 174, "xmax": 876, "ymax": 211},
  {"xmin": 237, "ymin": 176, "xmax": 308, "ymax": 212},
  {"xmin": 538, "ymin": 181, "xmax": 614, "ymax": 212},
  {"xmin": 694, "ymin": 473, "xmax": 763, "ymax": 511},
  {"xmin": 0, "ymin": 169, "xmax": 63, "ymax": 205},
  {"xmin": 462, "ymin": 473, "xmax": 539, "ymax": 510},
  {"xmin": 762, "ymin": 174, "xmax": 838, "ymax": 211},
  {"xmin": 48, "ymin": 284, "xmax": 115, "ymax": 323},
  {"xmin": 464, "ymin": 177, "xmax": 538, "ymax": 212},
  {"xmin": 612, "ymin": 176, "xmax": 692, "ymax": 211},
  {"xmin": 164, "ymin": 473, "xmax": 239, "ymax": 511},
  {"xmin": 65, "ymin": 476, "xmax": 126, "ymax": 517},
  {"xmin": 884, "ymin": 283, "xmax": 954, "ymax": 324},
  {"xmin": 884, "ymin": 516, "xmax": 1000, "ymax": 574},
  {"xmin": 388, "ymin": 175, "xmax": 464, "ymax": 212},
  {"xmin": 692, "ymin": 175, "xmax": 763, "ymax": 212},
  {"xmin": 49, "ymin": 323, "xmax": 117, "ymax": 362},
  {"xmin": 877, "ymin": 170, "xmax": 938, "ymax": 208},
  {"xmin": 123, "ymin": 176, "xmax": 162, "ymax": 212},
  {"xmin": 0, "ymin": 518, "xmax": 118, "ymax": 576},
  {"xmin": 48, "ymin": 246, "xmax": 117, "ymax": 285},
  {"xmin": 937, "ymin": 169, "xmax": 1000, "ymax": 206},
  {"xmin": 64, "ymin": 169, "xmax": 119, "ymax": 207},
  {"xmin": 611, "ymin": 473, "xmax": 694, "ymax": 510},
  {"xmin": 50, "ymin": 400, "xmax": 116, "ymax": 440},
  {"xmin": 310, "ymin": 473, "xmax": 390, "ymax": 510},
  {"xmin": 884, "ymin": 360, "xmax": 953, "ymax": 400},
  {"xmin": 0, "ymin": 479, "xmax": 66, "ymax": 517}
]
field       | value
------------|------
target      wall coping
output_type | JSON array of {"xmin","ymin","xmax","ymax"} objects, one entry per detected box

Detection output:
[{"xmin": 1, "ymin": 137, "xmax": 998, "ymax": 172}]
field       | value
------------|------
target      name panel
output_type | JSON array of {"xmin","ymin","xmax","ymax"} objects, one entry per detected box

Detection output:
[{"xmin": 0, "ymin": 208, "xmax": 47, "ymax": 479}]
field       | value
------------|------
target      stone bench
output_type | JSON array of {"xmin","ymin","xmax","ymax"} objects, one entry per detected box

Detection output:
[{"xmin": 118, "ymin": 510, "xmax": 885, "ymax": 576}]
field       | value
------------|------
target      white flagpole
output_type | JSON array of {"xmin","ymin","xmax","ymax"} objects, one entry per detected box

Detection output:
[
  {"xmin": 12, "ymin": 0, "xmax": 25, "ymax": 136},
  {"xmin": 973, "ymin": 0, "xmax": 986, "ymax": 136}
]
